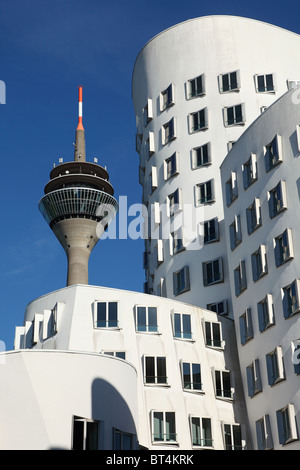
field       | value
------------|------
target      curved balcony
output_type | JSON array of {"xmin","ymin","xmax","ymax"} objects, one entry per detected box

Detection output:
[{"xmin": 39, "ymin": 187, "xmax": 119, "ymax": 228}]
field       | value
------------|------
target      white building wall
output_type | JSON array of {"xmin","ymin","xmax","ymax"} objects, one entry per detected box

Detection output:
[
  {"xmin": 220, "ymin": 86, "xmax": 300, "ymax": 449},
  {"xmin": 15, "ymin": 284, "xmax": 250, "ymax": 450},
  {"xmin": 132, "ymin": 15, "xmax": 300, "ymax": 316}
]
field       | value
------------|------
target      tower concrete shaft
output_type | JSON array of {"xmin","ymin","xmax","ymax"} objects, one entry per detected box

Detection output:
[{"xmin": 39, "ymin": 87, "xmax": 118, "ymax": 286}]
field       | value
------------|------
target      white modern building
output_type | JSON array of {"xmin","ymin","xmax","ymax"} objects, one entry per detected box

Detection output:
[
  {"xmin": 132, "ymin": 15, "xmax": 300, "ymax": 317},
  {"xmin": 220, "ymin": 85, "xmax": 300, "ymax": 450}
]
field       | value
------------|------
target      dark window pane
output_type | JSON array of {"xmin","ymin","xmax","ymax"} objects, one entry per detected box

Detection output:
[
  {"xmin": 108, "ymin": 302, "xmax": 118, "ymax": 327},
  {"xmin": 97, "ymin": 302, "xmax": 106, "ymax": 327},
  {"xmin": 137, "ymin": 307, "xmax": 146, "ymax": 331},
  {"xmin": 86, "ymin": 422, "xmax": 98, "ymax": 450},
  {"xmin": 73, "ymin": 419, "xmax": 84, "ymax": 450},
  {"xmin": 145, "ymin": 357, "xmax": 155, "ymax": 383},
  {"xmin": 157, "ymin": 357, "xmax": 167, "ymax": 383},
  {"xmin": 148, "ymin": 307, "xmax": 157, "ymax": 332}
]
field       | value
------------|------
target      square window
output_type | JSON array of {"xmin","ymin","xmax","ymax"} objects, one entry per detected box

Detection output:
[
  {"xmin": 168, "ymin": 188, "xmax": 181, "ymax": 216},
  {"xmin": 192, "ymin": 142, "xmax": 211, "ymax": 169},
  {"xmin": 135, "ymin": 306, "xmax": 158, "ymax": 333},
  {"xmin": 95, "ymin": 302, "xmax": 118, "ymax": 328},
  {"xmin": 206, "ymin": 300, "xmax": 228, "ymax": 316},
  {"xmin": 224, "ymin": 104, "xmax": 245, "ymax": 126},
  {"xmin": 189, "ymin": 108, "xmax": 208, "ymax": 133},
  {"xmin": 255, "ymin": 74, "xmax": 275, "ymax": 93},
  {"xmin": 202, "ymin": 258, "xmax": 224, "ymax": 286},
  {"xmin": 226, "ymin": 171, "xmax": 238, "ymax": 206},
  {"xmin": 172, "ymin": 312, "xmax": 192, "ymax": 339},
  {"xmin": 223, "ymin": 424, "xmax": 243, "ymax": 450},
  {"xmin": 196, "ymin": 179, "xmax": 214, "ymax": 205},
  {"xmin": 219, "ymin": 71, "xmax": 240, "ymax": 93},
  {"xmin": 144, "ymin": 356, "xmax": 167, "ymax": 384},
  {"xmin": 72, "ymin": 416, "xmax": 99, "ymax": 450},
  {"xmin": 276, "ymin": 404, "xmax": 298, "ymax": 445},
  {"xmin": 188, "ymin": 74, "xmax": 205, "ymax": 98}
]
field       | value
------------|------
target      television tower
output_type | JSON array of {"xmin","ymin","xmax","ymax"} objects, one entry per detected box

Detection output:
[{"xmin": 39, "ymin": 87, "xmax": 118, "ymax": 286}]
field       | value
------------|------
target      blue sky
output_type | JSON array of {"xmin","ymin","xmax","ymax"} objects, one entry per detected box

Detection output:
[{"xmin": 1, "ymin": 0, "xmax": 300, "ymax": 350}]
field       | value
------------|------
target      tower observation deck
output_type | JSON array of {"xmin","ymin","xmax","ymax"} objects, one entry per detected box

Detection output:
[{"xmin": 39, "ymin": 87, "xmax": 118, "ymax": 286}]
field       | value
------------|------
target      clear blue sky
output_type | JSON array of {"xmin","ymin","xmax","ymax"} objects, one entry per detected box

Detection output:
[{"xmin": 1, "ymin": 0, "xmax": 300, "ymax": 350}]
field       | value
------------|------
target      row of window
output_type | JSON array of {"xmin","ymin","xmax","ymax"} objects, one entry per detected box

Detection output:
[{"xmin": 72, "ymin": 413, "xmax": 244, "ymax": 450}]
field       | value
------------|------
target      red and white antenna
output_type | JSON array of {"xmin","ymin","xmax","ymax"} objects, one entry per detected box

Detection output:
[{"xmin": 77, "ymin": 86, "xmax": 84, "ymax": 131}]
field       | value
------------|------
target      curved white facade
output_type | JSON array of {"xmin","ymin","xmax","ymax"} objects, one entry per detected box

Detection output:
[
  {"xmin": 11, "ymin": 284, "xmax": 249, "ymax": 450},
  {"xmin": 220, "ymin": 87, "xmax": 300, "ymax": 449},
  {"xmin": 132, "ymin": 15, "xmax": 300, "ymax": 316}
]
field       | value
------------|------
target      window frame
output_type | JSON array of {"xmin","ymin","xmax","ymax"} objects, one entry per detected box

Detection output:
[
  {"xmin": 205, "ymin": 320, "xmax": 224, "ymax": 349},
  {"xmin": 202, "ymin": 257, "xmax": 224, "ymax": 286},
  {"xmin": 234, "ymin": 260, "xmax": 247, "ymax": 297},
  {"xmin": 255, "ymin": 73, "xmax": 275, "ymax": 93},
  {"xmin": 190, "ymin": 416, "xmax": 213, "ymax": 448},
  {"xmin": 251, "ymin": 244, "xmax": 268, "ymax": 282},
  {"xmin": 94, "ymin": 301, "xmax": 119, "ymax": 329},
  {"xmin": 219, "ymin": 70, "xmax": 240, "ymax": 93},
  {"xmin": 187, "ymin": 74, "xmax": 206, "ymax": 99},
  {"xmin": 276, "ymin": 404, "xmax": 298, "ymax": 445},
  {"xmin": 229, "ymin": 214, "xmax": 242, "ymax": 250},
  {"xmin": 246, "ymin": 198, "xmax": 262, "ymax": 235},
  {"xmin": 268, "ymin": 180, "xmax": 287, "ymax": 218},
  {"xmin": 164, "ymin": 152, "xmax": 179, "ymax": 180},
  {"xmin": 223, "ymin": 103, "xmax": 245, "ymax": 127},
  {"xmin": 239, "ymin": 308, "xmax": 253, "ymax": 345},
  {"xmin": 192, "ymin": 142, "xmax": 211, "ymax": 169},
  {"xmin": 265, "ymin": 135, "xmax": 283, "ymax": 172},
  {"xmin": 266, "ymin": 346, "xmax": 285, "ymax": 386},
  {"xmin": 189, "ymin": 107, "xmax": 208, "ymax": 133},
  {"xmin": 162, "ymin": 117, "xmax": 176, "ymax": 145},
  {"xmin": 144, "ymin": 355, "xmax": 168, "ymax": 386},
  {"xmin": 246, "ymin": 359, "xmax": 262, "ymax": 397},
  {"xmin": 173, "ymin": 266, "xmax": 190, "ymax": 296},
  {"xmin": 195, "ymin": 179, "xmax": 215, "ymax": 205},
  {"xmin": 172, "ymin": 312, "xmax": 192, "ymax": 340},
  {"xmin": 256, "ymin": 415, "xmax": 274, "ymax": 450},
  {"xmin": 135, "ymin": 305, "xmax": 158, "ymax": 333},
  {"xmin": 257, "ymin": 294, "xmax": 275, "ymax": 332},
  {"xmin": 274, "ymin": 228, "xmax": 294, "ymax": 267},
  {"xmin": 72, "ymin": 416, "xmax": 99, "ymax": 450},
  {"xmin": 225, "ymin": 171, "xmax": 238, "ymax": 206},
  {"xmin": 160, "ymin": 84, "xmax": 175, "ymax": 111},
  {"xmin": 203, "ymin": 217, "xmax": 219, "ymax": 245},
  {"xmin": 243, "ymin": 153, "xmax": 257, "ymax": 189},
  {"xmin": 151, "ymin": 411, "xmax": 177, "ymax": 444},
  {"xmin": 181, "ymin": 361, "xmax": 202, "ymax": 392}
]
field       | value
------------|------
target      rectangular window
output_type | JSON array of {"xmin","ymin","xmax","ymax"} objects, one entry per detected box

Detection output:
[
  {"xmin": 223, "ymin": 424, "xmax": 243, "ymax": 450},
  {"xmin": 256, "ymin": 415, "xmax": 274, "ymax": 450},
  {"xmin": 162, "ymin": 117, "xmax": 176, "ymax": 144},
  {"xmin": 207, "ymin": 300, "xmax": 228, "ymax": 316},
  {"xmin": 251, "ymin": 244, "xmax": 268, "ymax": 282},
  {"xmin": 191, "ymin": 417, "xmax": 213, "ymax": 447},
  {"xmin": 276, "ymin": 404, "xmax": 298, "ymax": 445},
  {"xmin": 223, "ymin": 104, "xmax": 245, "ymax": 126},
  {"xmin": 190, "ymin": 108, "xmax": 208, "ymax": 133},
  {"xmin": 145, "ymin": 132, "xmax": 155, "ymax": 160},
  {"xmin": 168, "ymin": 188, "xmax": 181, "ymax": 216},
  {"xmin": 266, "ymin": 346, "xmax": 285, "ymax": 386},
  {"xmin": 135, "ymin": 306, "xmax": 158, "ymax": 332},
  {"xmin": 173, "ymin": 312, "xmax": 192, "ymax": 339},
  {"xmin": 202, "ymin": 257, "xmax": 224, "ymax": 286},
  {"xmin": 274, "ymin": 228, "xmax": 294, "ymax": 267},
  {"xmin": 255, "ymin": 74, "xmax": 275, "ymax": 93},
  {"xmin": 257, "ymin": 294, "xmax": 275, "ymax": 332},
  {"xmin": 219, "ymin": 70, "xmax": 240, "ymax": 93},
  {"xmin": 269, "ymin": 180, "xmax": 287, "ymax": 218},
  {"xmin": 157, "ymin": 277, "xmax": 167, "ymax": 298},
  {"xmin": 160, "ymin": 84, "xmax": 175, "ymax": 111},
  {"xmin": 103, "ymin": 351, "xmax": 126, "ymax": 360},
  {"xmin": 114, "ymin": 429, "xmax": 134, "ymax": 450},
  {"xmin": 246, "ymin": 198, "xmax": 262, "ymax": 234},
  {"xmin": 188, "ymin": 74, "xmax": 205, "ymax": 98},
  {"xmin": 182, "ymin": 362, "xmax": 202, "ymax": 390},
  {"xmin": 239, "ymin": 308, "xmax": 253, "ymax": 345},
  {"xmin": 292, "ymin": 339, "xmax": 300, "ymax": 375},
  {"xmin": 72, "ymin": 416, "xmax": 99, "ymax": 450},
  {"xmin": 204, "ymin": 217, "xmax": 219, "ymax": 244},
  {"xmin": 215, "ymin": 370, "xmax": 232, "ymax": 399},
  {"xmin": 205, "ymin": 321, "xmax": 223, "ymax": 348},
  {"xmin": 226, "ymin": 171, "xmax": 238, "ymax": 206},
  {"xmin": 143, "ymin": 98, "xmax": 153, "ymax": 126},
  {"xmin": 164, "ymin": 152, "xmax": 178, "ymax": 179},
  {"xmin": 152, "ymin": 411, "xmax": 176, "ymax": 443},
  {"xmin": 144, "ymin": 356, "xmax": 167, "ymax": 384},
  {"xmin": 192, "ymin": 143, "xmax": 211, "ymax": 169},
  {"xmin": 173, "ymin": 266, "xmax": 190, "ymax": 296},
  {"xmin": 234, "ymin": 260, "xmax": 247, "ymax": 297},
  {"xmin": 282, "ymin": 279, "xmax": 300, "ymax": 318},
  {"xmin": 155, "ymin": 239, "xmax": 164, "ymax": 267},
  {"xmin": 246, "ymin": 359, "xmax": 262, "ymax": 397},
  {"xmin": 229, "ymin": 215, "xmax": 242, "ymax": 250},
  {"xmin": 243, "ymin": 153, "xmax": 257, "ymax": 189},
  {"xmin": 171, "ymin": 227, "xmax": 184, "ymax": 255},
  {"xmin": 95, "ymin": 302, "xmax": 118, "ymax": 328},
  {"xmin": 196, "ymin": 179, "xmax": 214, "ymax": 205},
  {"xmin": 265, "ymin": 135, "xmax": 283, "ymax": 171}
]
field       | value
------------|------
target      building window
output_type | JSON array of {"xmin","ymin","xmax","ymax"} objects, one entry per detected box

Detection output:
[
  {"xmin": 182, "ymin": 362, "xmax": 202, "ymax": 391},
  {"xmin": 202, "ymin": 257, "xmax": 224, "ymax": 286},
  {"xmin": 196, "ymin": 179, "xmax": 214, "ymax": 205},
  {"xmin": 282, "ymin": 279, "xmax": 300, "ymax": 318},
  {"xmin": 265, "ymin": 135, "xmax": 283, "ymax": 171},
  {"xmin": 191, "ymin": 417, "xmax": 213, "ymax": 447},
  {"xmin": 160, "ymin": 84, "xmax": 175, "ymax": 111},
  {"xmin": 256, "ymin": 415, "xmax": 274, "ymax": 450},
  {"xmin": 173, "ymin": 266, "xmax": 190, "ymax": 296},
  {"xmin": 204, "ymin": 217, "xmax": 219, "ymax": 244},
  {"xmin": 143, "ymin": 98, "xmax": 153, "ymax": 127},
  {"xmin": 144, "ymin": 356, "xmax": 167, "ymax": 385},
  {"xmin": 223, "ymin": 424, "xmax": 243, "ymax": 450},
  {"xmin": 172, "ymin": 312, "xmax": 192, "ymax": 339},
  {"xmin": 276, "ymin": 404, "xmax": 298, "ymax": 445},
  {"xmin": 155, "ymin": 239, "xmax": 164, "ymax": 267},
  {"xmin": 168, "ymin": 188, "xmax": 181, "ymax": 216},
  {"xmin": 95, "ymin": 302, "xmax": 118, "ymax": 328},
  {"xmin": 72, "ymin": 416, "xmax": 99, "ymax": 450},
  {"xmin": 189, "ymin": 108, "xmax": 208, "ymax": 133},
  {"xmin": 215, "ymin": 370, "xmax": 232, "ymax": 399},
  {"xmin": 162, "ymin": 117, "xmax": 176, "ymax": 144},
  {"xmin": 225, "ymin": 171, "xmax": 238, "ymax": 206},
  {"xmin": 219, "ymin": 70, "xmax": 240, "ymax": 93},
  {"xmin": 207, "ymin": 300, "xmax": 228, "ymax": 316},
  {"xmin": 269, "ymin": 180, "xmax": 287, "ymax": 218},
  {"xmin": 135, "ymin": 306, "xmax": 158, "ymax": 333},
  {"xmin": 223, "ymin": 104, "xmax": 245, "ymax": 126},
  {"xmin": 192, "ymin": 143, "xmax": 211, "ymax": 169},
  {"xmin": 246, "ymin": 198, "xmax": 262, "ymax": 234},
  {"xmin": 152, "ymin": 411, "xmax": 177, "ymax": 443},
  {"xmin": 246, "ymin": 359, "xmax": 262, "ymax": 397},
  {"xmin": 171, "ymin": 227, "xmax": 184, "ymax": 255},
  {"xmin": 251, "ymin": 244, "xmax": 268, "ymax": 282},
  {"xmin": 103, "ymin": 351, "xmax": 126, "ymax": 360},
  {"xmin": 229, "ymin": 215, "xmax": 242, "ymax": 250},
  {"xmin": 274, "ymin": 229, "xmax": 294, "ymax": 267},
  {"xmin": 46, "ymin": 304, "xmax": 58, "ymax": 338},
  {"xmin": 145, "ymin": 132, "xmax": 155, "ymax": 160},
  {"xmin": 257, "ymin": 294, "xmax": 275, "ymax": 332},
  {"xmin": 243, "ymin": 153, "xmax": 257, "ymax": 189},
  {"xmin": 287, "ymin": 79, "xmax": 300, "ymax": 90},
  {"xmin": 292, "ymin": 339, "xmax": 300, "ymax": 375},
  {"xmin": 266, "ymin": 346, "xmax": 285, "ymax": 386},
  {"xmin": 239, "ymin": 308, "xmax": 253, "ymax": 345},
  {"xmin": 157, "ymin": 277, "xmax": 167, "ymax": 298},
  {"xmin": 188, "ymin": 74, "xmax": 205, "ymax": 99},
  {"xmin": 205, "ymin": 321, "xmax": 223, "ymax": 348},
  {"xmin": 255, "ymin": 74, "xmax": 275, "ymax": 93},
  {"xmin": 234, "ymin": 261, "xmax": 247, "ymax": 296},
  {"xmin": 164, "ymin": 152, "xmax": 178, "ymax": 180},
  {"xmin": 114, "ymin": 429, "xmax": 134, "ymax": 450}
]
